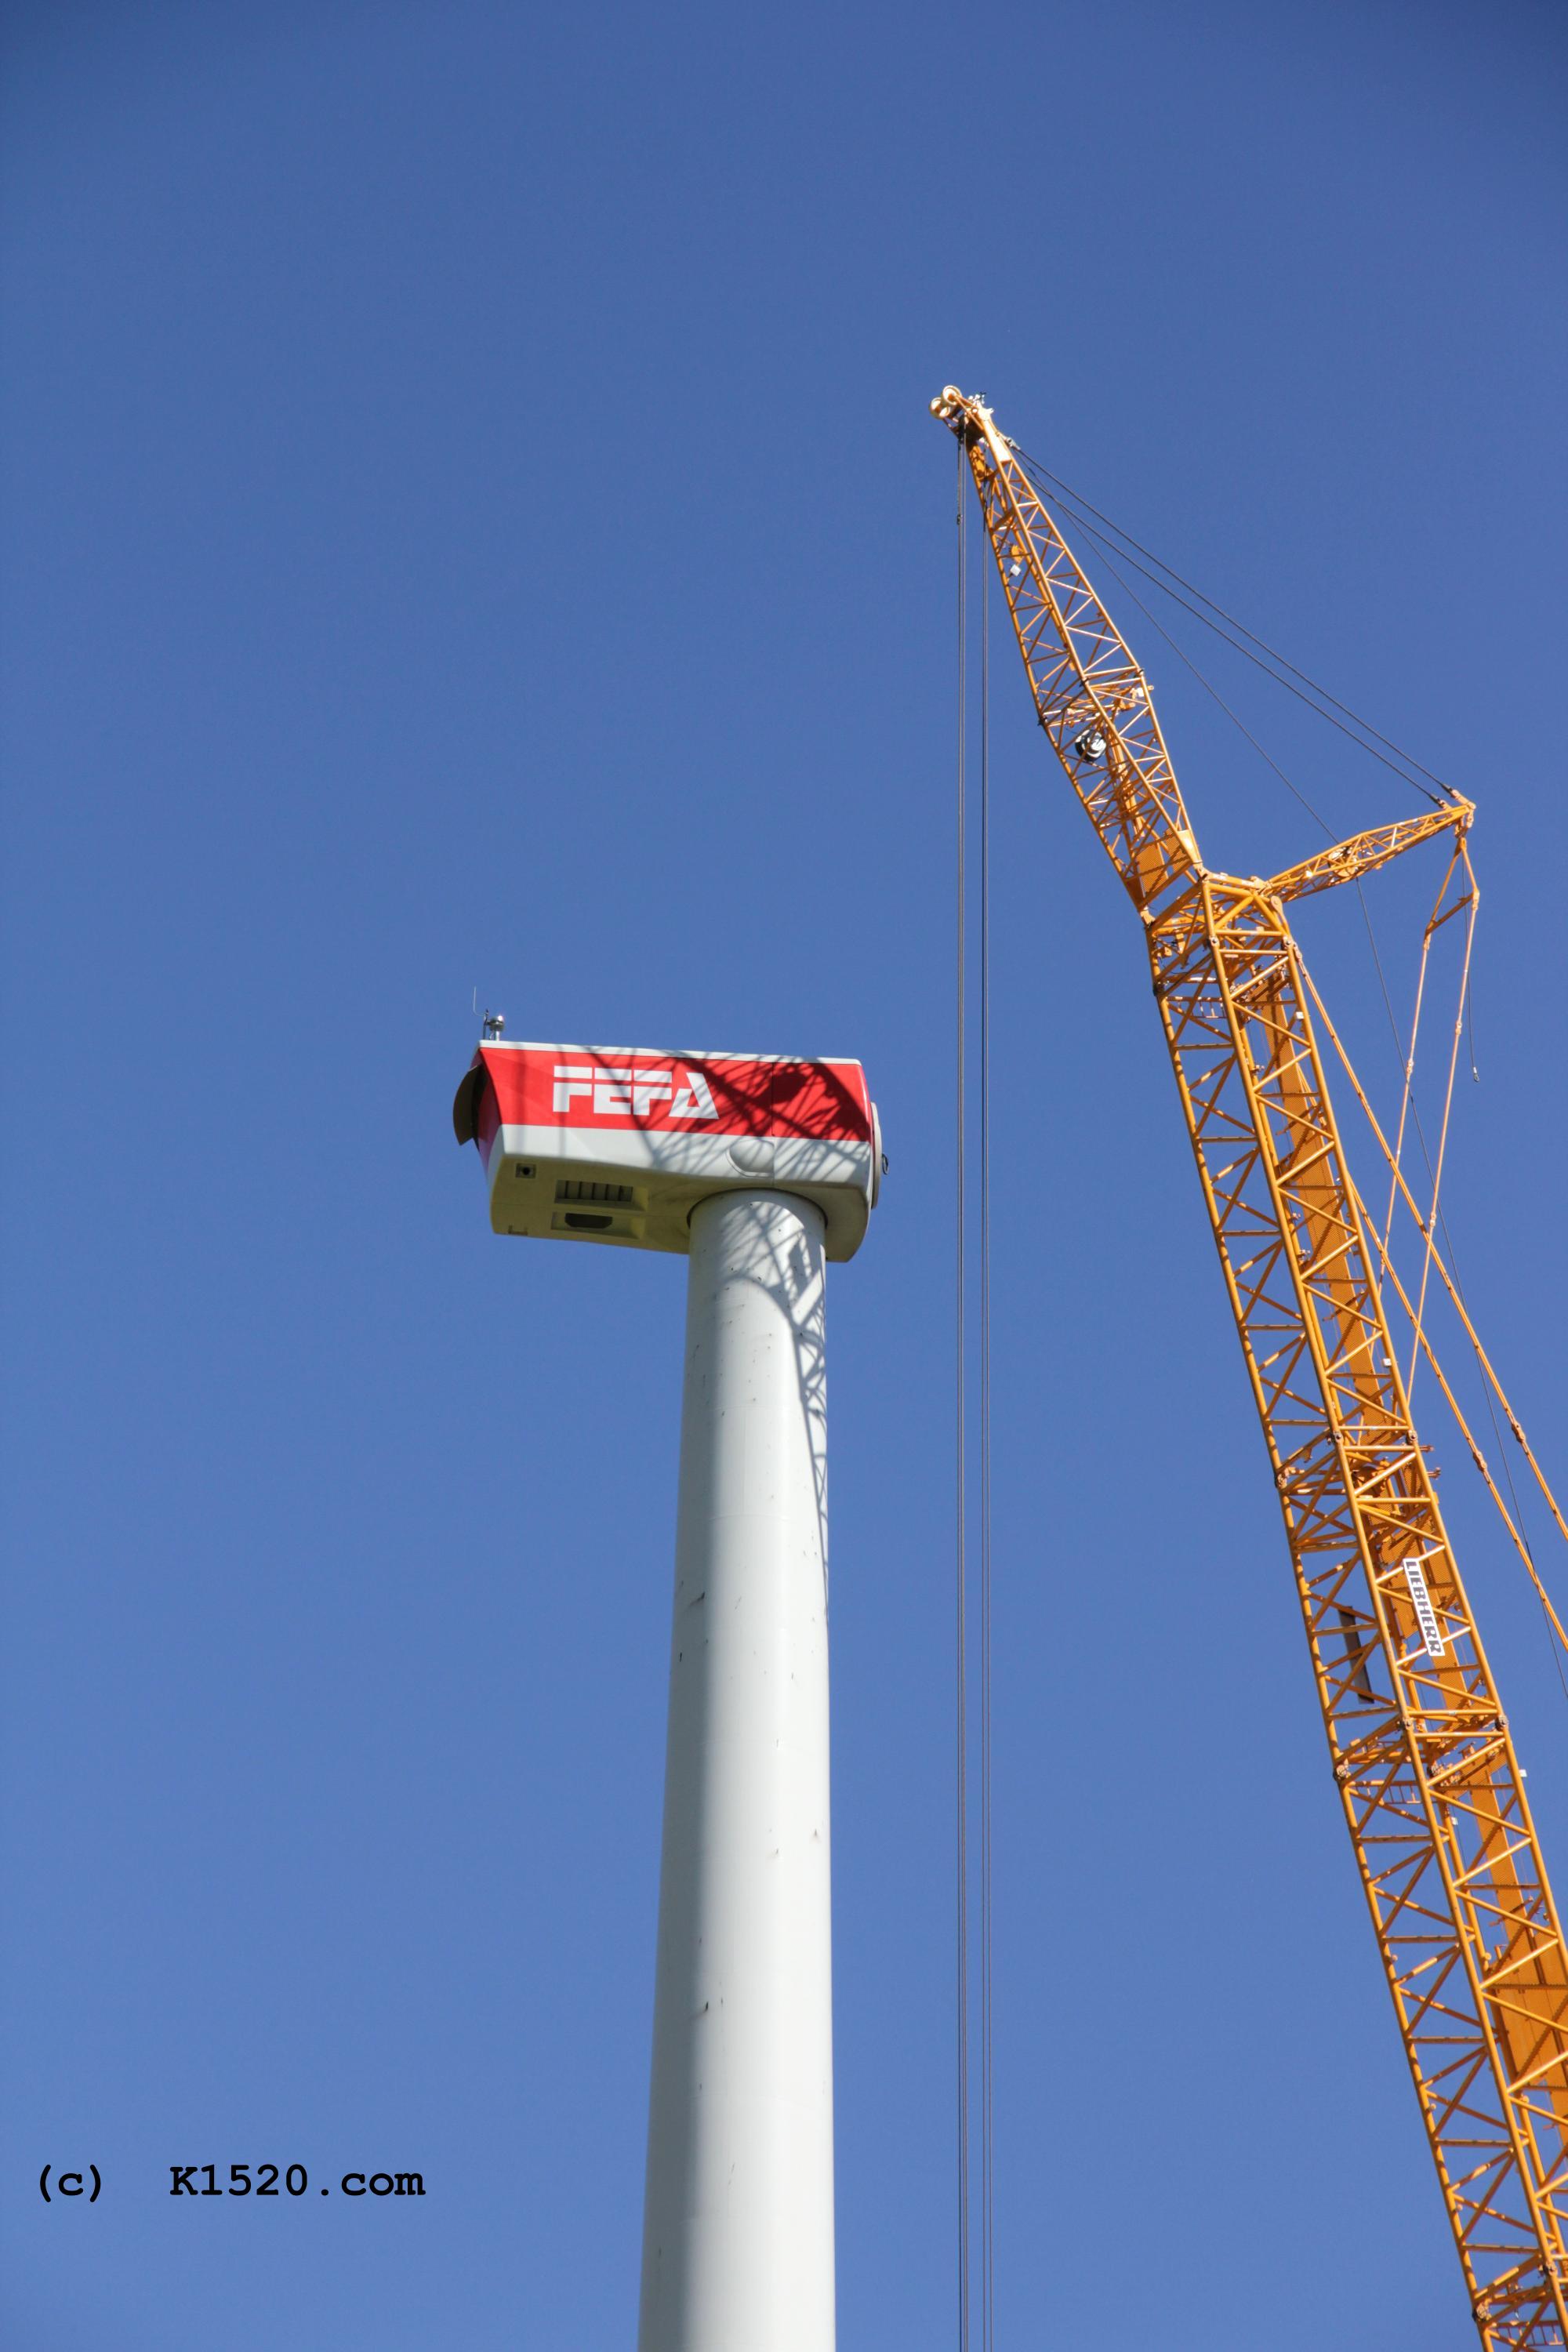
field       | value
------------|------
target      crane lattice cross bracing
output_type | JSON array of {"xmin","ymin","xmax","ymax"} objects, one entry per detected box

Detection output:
[{"xmin": 932, "ymin": 386, "xmax": 1568, "ymax": 2348}]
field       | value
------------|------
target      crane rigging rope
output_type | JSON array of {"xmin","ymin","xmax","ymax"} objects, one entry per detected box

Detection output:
[
  {"xmin": 1379, "ymin": 836, "xmax": 1472, "ymax": 1265},
  {"xmin": 1348, "ymin": 1164, "xmax": 1568, "ymax": 1668},
  {"xmin": 984, "ymin": 450, "xmax": 1565, "ymax": 1656},
  {"xmin": 956, "ymin": 443, "xmax": 996, "ymax": 2352},
  {"xmin": 1298, "ymin": 956, "xmax": 1568, "ymax": 1584},
  {"xmin": 1053, "ymin": 482, "xmax": 1479, "ymax": 1290},
  {"xmin": 1025, "ymin": 483, "xmax": 1476, "ymax": 1311},
  {"xmin": 1031, "ymin": 494, "xmax": 1339, "ymax": 839},
  {"xmin": 1403, "ymin": 846, "xmax": 1479, "ymax": 1403},
  {"xmin": 954, "ymin": 443, "xmax": 971, "ymax": 2352},
  {"xmin": 991, "ymin": 453, "xmax": 1499, "ymax": 1432},
  {"xmin": 978, "ymin": 526, "xmax": 995, "ymax": 2352},
  {"xmin": 1003, "ymin": 447, "xmax": 1512, "ymax": 1412},
  {"xmin": 1351, "ymin": 851, "xmax": 1541, "ymax": 1628},
  {"xmin": 1025, "ymin": 458, "xmax": 1568, "ymax": 1662},
  {"xmin": 1356, "ymin": 840, "xmax": 1528, "ymax": 1611},
  {"xmin": 1007, "ymin": 444, "xmax": 1454, "ymax": 808}
]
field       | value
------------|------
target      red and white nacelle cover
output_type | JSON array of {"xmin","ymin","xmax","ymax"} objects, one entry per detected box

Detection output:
[{"xmin": 452, "ymin": 1040, "xmax": 881, "ymax": 1259}]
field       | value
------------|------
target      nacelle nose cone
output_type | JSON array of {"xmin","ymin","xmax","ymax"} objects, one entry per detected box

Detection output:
[{"xmin": 452, "ymin": 1059, "xmax": 485, "ymax": 1147}]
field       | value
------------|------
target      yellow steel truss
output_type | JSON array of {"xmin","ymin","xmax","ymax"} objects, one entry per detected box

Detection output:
[{"xmin": 932, "ymin": 387, "xmax": 1568, "ymax": 2345}]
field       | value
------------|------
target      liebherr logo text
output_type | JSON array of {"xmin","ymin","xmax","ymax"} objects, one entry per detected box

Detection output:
[{"xmin": 552, "ymin": 1065, "xmax": 718, "ymax": 1120}]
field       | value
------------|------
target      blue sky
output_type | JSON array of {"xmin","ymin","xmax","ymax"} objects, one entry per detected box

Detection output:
[{"xmin": 2, "ymin": 3, "xmax": 1565, "ymax": 2345}]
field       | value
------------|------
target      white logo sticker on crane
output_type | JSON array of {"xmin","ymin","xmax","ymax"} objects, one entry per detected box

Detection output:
[{"xmin": 1403, "ymin": 1559, "xmax": 1447, "ymax": 1659}]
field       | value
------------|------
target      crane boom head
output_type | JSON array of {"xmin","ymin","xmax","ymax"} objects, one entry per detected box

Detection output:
[
  {"xmin": 932, "ymin": 385, "xmax": 1473, "ymax": 920},
  {"xmin": 931, "ymin": 383, "xmax": 998, "ymax": 442},
  {"xmin": 931, "ymin": 383, "xmax": 1201, "ymax": 913}
]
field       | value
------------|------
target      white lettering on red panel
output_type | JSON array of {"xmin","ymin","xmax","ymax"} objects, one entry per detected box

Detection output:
[
  {"xmin": 483, "ymin": 1047, "xmax": 869, "ymax": 1142},
  {"xmin": 554, "ymin": 1063, "xmax": 718, "ymax": 1121}
]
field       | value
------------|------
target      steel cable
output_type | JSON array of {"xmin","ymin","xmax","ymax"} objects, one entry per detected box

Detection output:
[
  {"xmin": 956, "ymin": 441, "xmax": 971, "ymax": 2352},
  {"xmin": 1008, "ymin": 445, "xmax": 1453, "ymax": 807},
  {"xmin": 957, "ymin": 448, "xmax": 996, "ymax": 2352},
  {"xmin": 1298, "ymin": 957, "xmax": 1568, "ymax": 1686},
  {"xmin": 979, "ymin": 532, "xmax": 995, "ymax": 2352},
  {"xmin": 1051, "ymin": 518, "xmax": 1336, "ymax": 840},
  {"xmin": 1030, "ymin": 480, "xmax": 1522, "ymax": 1574}
]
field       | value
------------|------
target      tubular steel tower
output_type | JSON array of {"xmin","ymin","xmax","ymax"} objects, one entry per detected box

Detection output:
[
  {"xmin": 933, "ymin": 387, "xmax": 1568, "ymax": 2346},
  {"xmin": 454, "ymin": 1040, "xmax": 881, "ymax": 2352}
]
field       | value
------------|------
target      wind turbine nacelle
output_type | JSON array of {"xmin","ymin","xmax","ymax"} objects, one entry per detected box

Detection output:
[{"xmin": 452, "ymin": 1041, "xmax": 882, "ymax": 1261}]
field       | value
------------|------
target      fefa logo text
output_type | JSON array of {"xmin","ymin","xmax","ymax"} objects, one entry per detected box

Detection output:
[{"xmin": 553, "ymin": 1065, "xmax": 718, "ymax": 1121}]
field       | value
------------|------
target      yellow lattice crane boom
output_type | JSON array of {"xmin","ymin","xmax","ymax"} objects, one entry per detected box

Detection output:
[{"xmin": 932, "ymin": 387, "xmax": 1568, "ymax": 2345}]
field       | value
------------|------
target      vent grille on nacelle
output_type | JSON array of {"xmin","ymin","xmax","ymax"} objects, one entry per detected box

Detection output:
[{"xmin": 555, "ymin": 1179, "xmax": 637, "ymax": 1206}]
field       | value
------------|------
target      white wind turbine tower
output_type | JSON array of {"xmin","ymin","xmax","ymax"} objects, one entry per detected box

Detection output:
[{"xmin": 454, "ymin": 1029, "xmax": 883, "ymax": 2352}]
